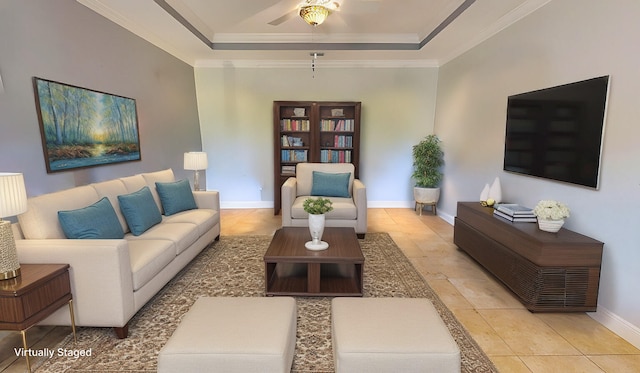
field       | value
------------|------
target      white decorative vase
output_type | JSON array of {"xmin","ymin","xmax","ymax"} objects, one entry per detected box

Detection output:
[
  {"xmin": 488, "ymin": 177, "xmax": 502, "ymax": 203},
  {"xmin": 537, "ymin": 218, "xmax": 564, "ymax": 233},
  {"xmin": 306, "ymin": 213, "xmax": 329, "ymax": 250}
]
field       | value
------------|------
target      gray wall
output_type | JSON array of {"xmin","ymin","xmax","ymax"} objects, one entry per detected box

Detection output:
[
  {"xmin": 0, "ymin": 0, "xmax": 202, "ymax": 197},
  {"xmin": 434, "ymin": 0, "xmax": 640, "ymax": 345}
]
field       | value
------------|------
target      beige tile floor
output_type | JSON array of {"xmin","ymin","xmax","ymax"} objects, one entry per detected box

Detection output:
[{"xmin": 2, "ymin": 208, "xmax": 639, "ymax": 372}]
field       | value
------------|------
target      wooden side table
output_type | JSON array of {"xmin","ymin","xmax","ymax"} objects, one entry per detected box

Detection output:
[{"xmin": 0, "ymin": 264, "xmax": 77, "ymax": 372}]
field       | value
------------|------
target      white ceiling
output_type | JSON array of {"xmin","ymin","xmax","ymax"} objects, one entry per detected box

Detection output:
[{"xmin": 78, "ymin": 0, "xmax": 551, "ymax": 67}]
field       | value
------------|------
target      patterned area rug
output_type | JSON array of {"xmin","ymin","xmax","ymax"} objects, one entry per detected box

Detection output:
[{"xmin": 34, "ymin": 233, "xmax": 497, "ymax": 372}]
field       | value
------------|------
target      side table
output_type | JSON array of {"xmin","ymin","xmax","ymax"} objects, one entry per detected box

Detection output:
[{"xmin": 0, "ymin": 264, "xmax": 77, "ymax": 372}]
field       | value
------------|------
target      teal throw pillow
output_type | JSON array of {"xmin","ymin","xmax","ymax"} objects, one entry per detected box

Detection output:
[
  {"xmin": 117, "ymin": 186, "xmax": 162, "ymax": 236},
  {"xmin": 156, "ymin": 179, "xmax": 197, "ymax": 216},
  {"xmin": 58, "ymin": 197, "xmax": 124, "ymax": 239},
  {"xmin": 310, "ymin": 171, "xmax": 350, "ymax": 198}
]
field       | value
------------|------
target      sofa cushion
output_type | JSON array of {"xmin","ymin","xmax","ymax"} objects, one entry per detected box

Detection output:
[
  {"xmin": 18, "ymin": 185, "xmax": 100, "ymax": 239},
  {"xmin": 118, "ymin": 187, "xmax": 162, "ymax": 236},
  {"xmin": 128, "ymin": 239, "xmax": 176, "ymax": 291},
  {"xmin": 142, "ymin": 169, "xmax": 175, "ymax": 213},
  {"xmin": 311, "ymin": 171, "xmax": 351, "ymax": 197},
  {"xmin": 162, "ymin": 209, "xmax": 219, "ymax": 237},
  {"xmin": 291, "ymin": 196, "xmax": 357, "ymax": 220},
  {"xmin": 127, "ymin": 222, "xmax": 200, "ymax": 255},
  {"xmin": 156, "ymin": 179, "xmax": 197, "ymax": 216},
  {"xmin": 120, "ymin": 174, "xmax": 147, "ymax": 194},
  {"xmin": 58, "ymin": 197, "xmax": 125, "ymax": 239},
  {"xmin": 90, "ymin": 179, "xmax": 129, "ymax": 233}
]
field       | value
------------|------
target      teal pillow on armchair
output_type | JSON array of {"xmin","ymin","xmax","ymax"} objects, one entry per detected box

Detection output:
[{"xmin": 310, "ymin": 171, "xmax": 350, "ymax": 197}]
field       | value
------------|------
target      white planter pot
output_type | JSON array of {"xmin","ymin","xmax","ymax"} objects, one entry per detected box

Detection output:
[
  {"xmin": 537, "ymin": 218, "xmax": 564, "ymax": 233},
  {"xmin": 306, "ymin": 213, "xmax": 328, "ymax": 250},
  {"xmin": 413, "ymin": 187, "xmax": 440, "ymax": 204}
]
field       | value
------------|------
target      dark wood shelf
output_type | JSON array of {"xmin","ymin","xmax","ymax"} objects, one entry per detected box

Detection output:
[
  {"xmin": 454, "ymin": 202, "xmax": 603, "ymax": 312},
  {"xmin": 273, "ymin": 101, "xmax": 361, "ymax": 215}
]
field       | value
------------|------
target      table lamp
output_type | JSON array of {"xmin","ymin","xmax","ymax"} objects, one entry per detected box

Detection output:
[
  {"xmin": 0, "ymin": 173, "xmax": 27, "ymax": 280},
  {"xmin": 184, "ymin": 152, "xmax": 208, "ymax": 191}
]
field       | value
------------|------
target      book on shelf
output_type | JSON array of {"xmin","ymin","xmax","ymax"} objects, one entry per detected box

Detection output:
[
  {"xmin": 281, "ymin": 150, "xmax": 307, "ymax": 162},
  {"xmin": 320, "ymin": 119, "xmax": 355, "ymax": 132},
  {"xmin": 493, "ymin": 209, "xmax": 537, "ymax": 223},
  {"xmin": 280, "ymin": 119, "xmax": 310, "ymax": 131},
  {"xmin": 281, "ymin": 165, "xmax": 296, "ymax": 175},
  {"xmin": 282, "ymin": 136, "xmax": 303, "ymax": 147},
  {"xmin": 495, "ymin": 203, "xmax": 535, "ymax": 216}
]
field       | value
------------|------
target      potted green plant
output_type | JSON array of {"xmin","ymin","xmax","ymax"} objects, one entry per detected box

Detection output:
[
  {"xmin": 412, "ymin": 134, "xmax": 444, "ymax": 206},
  {"xmin": 303, "ymin": 197, "xmax": 333, "ymax": 250}
]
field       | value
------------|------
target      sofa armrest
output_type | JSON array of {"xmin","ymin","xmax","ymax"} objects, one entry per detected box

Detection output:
[
  {"xmin": 281, "ymin": 177, "xmax": 297, "ymax": 225},
  {"xmin": 15, "ymin": 239, "xmax": 135, "ymax": 328},
  {"xmin": 353, "ymin": 179, "xmax": 367, "ymax": 234},
  {"xmin": 193, "ymin": 190, "xmax": 220, "ymax": 211}
]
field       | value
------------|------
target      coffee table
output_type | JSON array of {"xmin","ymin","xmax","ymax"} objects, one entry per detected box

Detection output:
[{"xmin": 264, "ymin": 227, "xmax": 364, "ymax": 297}]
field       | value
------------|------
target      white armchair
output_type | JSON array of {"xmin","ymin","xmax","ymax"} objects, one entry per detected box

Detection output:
[{"xmin": 281, "ymin": 163, "xmax": 367, "ymax": 238}]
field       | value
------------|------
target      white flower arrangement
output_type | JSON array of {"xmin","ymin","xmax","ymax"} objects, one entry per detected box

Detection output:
[{"xmin": 533, "ymin": 200, "xmax": 570, "ymax": 220}]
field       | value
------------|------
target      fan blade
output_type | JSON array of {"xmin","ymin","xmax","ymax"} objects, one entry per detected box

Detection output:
[{"xmin": 268, "ymin": 9, "xmax": 297, "ymax": 25}]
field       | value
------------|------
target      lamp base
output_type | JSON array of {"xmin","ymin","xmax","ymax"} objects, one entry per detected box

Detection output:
[
  {"xmin": 1, "ymin": 267, "xmax": 20, "ymax": 280},
  {"xmin": 0, "ymin": 220, "xmax": 21, "ymax": 280}
]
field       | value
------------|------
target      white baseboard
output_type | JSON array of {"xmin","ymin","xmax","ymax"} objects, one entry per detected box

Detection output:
[{"xmin": 588, "ymin": 306, "xmax": 640, "ymax": 349}]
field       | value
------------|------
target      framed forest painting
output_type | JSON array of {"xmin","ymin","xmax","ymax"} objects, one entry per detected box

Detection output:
[{"xmin": 33, "ymin": 77, "xmax": 141, "ymax": 173}]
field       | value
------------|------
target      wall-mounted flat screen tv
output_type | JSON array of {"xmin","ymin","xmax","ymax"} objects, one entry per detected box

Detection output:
[{"xmin": 503, "ymin": 76, "xmax": 609, "ymax": 189}]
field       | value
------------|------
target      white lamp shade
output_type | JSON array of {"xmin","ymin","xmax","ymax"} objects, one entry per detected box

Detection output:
[
  {"xmin": 0, "ymin": 173, "xmax": 27, "ymax": 218},
  {"xmin": 184, "ymin": 152, "xmax": 208, "ymax": 171}
]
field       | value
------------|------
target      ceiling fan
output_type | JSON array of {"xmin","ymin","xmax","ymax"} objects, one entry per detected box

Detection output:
[{"xmin": 268, "ymin": 0, "xmax": 380, "ymax": 27}]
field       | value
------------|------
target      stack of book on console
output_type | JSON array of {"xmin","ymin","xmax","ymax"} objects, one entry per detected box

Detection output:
[{"xmin": 493, "ymin": 203, "xmax": 537, "ymax": 223}]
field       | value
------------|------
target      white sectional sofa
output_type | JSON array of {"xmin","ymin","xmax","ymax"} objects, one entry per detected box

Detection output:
[{"xmin": 13, "ymin": 169, "xmax": 220, "ymax": 338}]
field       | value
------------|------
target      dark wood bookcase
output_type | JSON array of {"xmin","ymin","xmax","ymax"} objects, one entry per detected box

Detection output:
[{"xmin": 273, "ymin": 101, "xmax": 361, "ymax": 215}]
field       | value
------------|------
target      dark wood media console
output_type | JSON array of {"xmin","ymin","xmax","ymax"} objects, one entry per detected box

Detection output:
[{"xmin": 454, "ymin": 202, "xmax": 603, "ymax": 312}]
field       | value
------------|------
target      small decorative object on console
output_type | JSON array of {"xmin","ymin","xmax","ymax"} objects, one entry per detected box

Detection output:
[
  {"xmin": 303, "ymin": 197, "xmax": 333, "ymax": 250},
  {"xmin": 533, "ymin": 200, "xmax": 570, "ymax": 232}
]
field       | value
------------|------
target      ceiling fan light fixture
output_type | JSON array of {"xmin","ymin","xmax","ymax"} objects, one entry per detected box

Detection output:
[{"xmin": 300, "ymin": 5, "xmax": 330, "ymax": 26}]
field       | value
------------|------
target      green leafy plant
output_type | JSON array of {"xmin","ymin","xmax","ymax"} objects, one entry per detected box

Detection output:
[
  {"xmin": 303, "ymin": 197, "xmax": 334, "ymax": 215},
  {"xmin": 412, "ymin": 134, "xmax": 444, "ymax": 188}
]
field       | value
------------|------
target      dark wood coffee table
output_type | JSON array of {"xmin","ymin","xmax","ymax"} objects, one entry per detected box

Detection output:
[{"xmin": 264, "ymin": 227, "xmax": 364, "ymax": 297}]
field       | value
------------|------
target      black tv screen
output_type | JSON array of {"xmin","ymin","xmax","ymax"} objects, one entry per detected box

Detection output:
[{"xmin": 503, "ymin": 76, "xmax": 609, "ymax": 188}]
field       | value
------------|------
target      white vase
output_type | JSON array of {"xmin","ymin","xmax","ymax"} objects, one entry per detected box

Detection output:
[
  {"xmin": 537, "ymin": 218, "xmax": 564, "ymax": 233},
  {"xmin": 479, "ymin": 183, "xmax": 490, "ymax": 201},
  {"xmin": 306, "ymin": 213, "xmax": 329, "ymax": 250},
  {"xmin": 488, "ymin": 177, "xmax": 502, "ymax": 203}
]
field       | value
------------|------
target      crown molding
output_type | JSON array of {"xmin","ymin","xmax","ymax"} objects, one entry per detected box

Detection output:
[
  {"xmin": 194, "ymin": 59, "xmax": 438, "ymax": 69},
  {"xmin": 211, "ymin": 33, "xmax": 420, "ymax": 44}
]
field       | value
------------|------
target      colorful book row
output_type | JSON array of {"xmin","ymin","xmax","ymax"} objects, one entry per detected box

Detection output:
[
  {"xmin": 281, "ymin": 150, "xmax": 308, "ymax": 162},
  {"xmin": 320, "ymin": 150, "xmax": 351, "ymax": 163},
  {"xmin": 281, "ymin": 119, "xmax": 310, "ymax": 131},
  {"xmin": 329, "ymin": 135, "xmax": 353, "ymax": 148},
  {"xmin": 320, "ymin": 119, "xmax": 355, "ymax": 132}
]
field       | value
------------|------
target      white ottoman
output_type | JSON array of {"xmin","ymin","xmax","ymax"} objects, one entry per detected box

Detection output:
[
  {"xmin": 158, "ymin": 297, "xmax": 297, "ymax": 373},
  {"xmin": 331, "ymin": 298, "xmax": 460, "ymax": 373}
]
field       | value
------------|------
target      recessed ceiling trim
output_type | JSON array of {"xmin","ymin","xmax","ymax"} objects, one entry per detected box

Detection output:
[
  {"xmin": 212, "ymin": 33, "xmax": 420, "ymax": 44},
  {"xmin": 210, "ymin": 42, "xmax": 418, "ymax": 51},
  {"xmin": 194, "ymin": 59, "xmax": 439, "ymax": 69},
  {"xmin": 419, "ymin": 0, "xmax": 476, "ymax": 48},
  {"xmin": 154, "ymin": 0, "xmax": 477, "ymax": 52}
]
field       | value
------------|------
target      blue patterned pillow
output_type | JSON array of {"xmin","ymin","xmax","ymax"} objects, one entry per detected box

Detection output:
[
  {"xmin": 117, "ymin": 187, "xmax": 162, "ymax": 236},
  {"xmin": 58, "ymin": 197, "xmax": 124, "ymax": 239},
  {"xmin": 310, "ymin": 171, "xmax": 350, "ymax": 198},
  {"xmin": 156, "ymin": 179, "xmax": 197, "ymax": 216}
]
